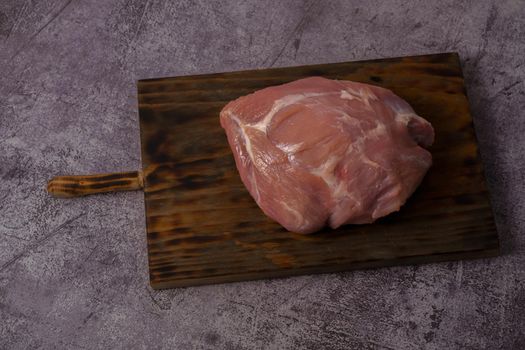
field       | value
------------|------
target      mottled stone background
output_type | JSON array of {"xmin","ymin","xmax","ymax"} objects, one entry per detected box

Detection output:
[{"xmin": 0, "ymin": 1, "xmax": 524, "ymax": 349}]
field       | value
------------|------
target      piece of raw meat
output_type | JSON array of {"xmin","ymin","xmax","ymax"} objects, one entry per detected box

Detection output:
[{"xmin": 220, "ymin": 77, "xmax": 434, "ymax": 234}]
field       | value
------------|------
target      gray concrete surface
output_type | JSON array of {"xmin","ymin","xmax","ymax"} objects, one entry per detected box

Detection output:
[{"xmin": 0, "ymin": 0, "xmax": 524, "ymax": 349}]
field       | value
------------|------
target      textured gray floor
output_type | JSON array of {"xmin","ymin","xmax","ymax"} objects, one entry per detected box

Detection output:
[{"xmin": 1, "ymin": 1, "xmax": 524, "ymax": 349}]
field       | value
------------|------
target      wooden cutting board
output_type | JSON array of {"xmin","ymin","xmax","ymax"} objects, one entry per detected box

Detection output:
[
  {"xmin": 48, "ymin": 52, "xmax": 500, "ymax": 289},
  {"xmin": 135, "ymin": 52, "xmax": 499, "ymax": 289}
]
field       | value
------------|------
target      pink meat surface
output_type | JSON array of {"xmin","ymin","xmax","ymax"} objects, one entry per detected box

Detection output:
[{"xmin": 220, "ymin": 77, "xmax": 434, "ymax": 234}]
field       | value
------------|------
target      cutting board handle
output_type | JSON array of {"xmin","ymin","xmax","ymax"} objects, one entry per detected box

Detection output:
[{"xmin": 47, "ymin": 171, "xmax": 144, "ymax": 198}]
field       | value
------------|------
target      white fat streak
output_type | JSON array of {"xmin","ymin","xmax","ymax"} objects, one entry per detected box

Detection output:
[
  {"xmin": 280, "ymin": 200, "xmax": 305, "ymax": 227},
  {"xmin": 230, "ymin": 114, "xmax": 256, "ymax": 163},
  {"xmin": 360, "ymin": 87, "xmax": 378, "ymax": 104},
  {"xmin": 229, "ymin": 113, "xmax": 261, "ymax": 201},
  {"xmin": 395, "ymin": 112, "xmax": 415, "ymax": 125},
  {"xmin": 250, "ymin": 92, "xmax": 340, "ymax": 133},
  {"xmin": 337, "ymin": 111, "xmax": 355, "ymax": 122},
  {"xmin": 360, "ymin": 154, "xmax": 382, "ymax": 169},
  {"xmin": 340, "ymin": 88, "xmax": 378, "ymax": 107},
  {"xmin": 343, "ymin": 122, "xmax": 386, "ymax": 156},
  {"xmin": 345, "ymin": 137, "xmax": 364, "ymax": 154},
  {"xmin": 387, "ymin": 98, "xmax": 413, "ymax": 115},
  {"xmin": 276, "ymin": 142, "xmax": 303, "ymax": 154},
  {"xmin": 310, "ymin": 156, "xmax": 358, "ymax": 207},
  {"xmin": 331, "ymin": 175, "xmax": 353, "ymax": 203},
  {"xmin": 367, "ymin": 122, "xmax": 387, "ymax": 138},
  {"xmin": 396, "ymin": 112, "xmax": 432, "ymax": 132},
  {"xmin": 310, "ymin": 155, "xmax": 340, "ymax": 188},
  {"xmin": 340, "ymin": 90, "xmax": 357, "ymax": 100}
]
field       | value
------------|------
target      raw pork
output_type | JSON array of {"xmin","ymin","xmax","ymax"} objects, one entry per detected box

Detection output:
[{"xmin": 220, "ymin": 77, "xmax": 434, "ymax": 234}]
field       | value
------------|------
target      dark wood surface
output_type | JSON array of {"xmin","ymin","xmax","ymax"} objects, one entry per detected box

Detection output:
[{"xmin": 138, "ymin": 52, "xmax": 499, "ymax": 289}]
